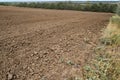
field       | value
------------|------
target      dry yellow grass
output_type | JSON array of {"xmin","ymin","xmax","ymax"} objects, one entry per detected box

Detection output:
[{"xmin": 103, "ymin": 16, "xmax": 120, "ymax": 38}]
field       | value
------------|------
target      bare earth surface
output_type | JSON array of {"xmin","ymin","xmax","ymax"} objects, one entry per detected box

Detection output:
[{"xmin": 0, "ymin": 6, "xmax": 112, "ymax": 80}]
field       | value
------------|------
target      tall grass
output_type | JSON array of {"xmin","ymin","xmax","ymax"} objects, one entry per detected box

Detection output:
[
  {"xmin": 101, "ymin": 16, "xmax": 120, "ymax": 46},
  {"xmin": 110, "ymin": 16, "xmax": 120, "ymax": 27}
]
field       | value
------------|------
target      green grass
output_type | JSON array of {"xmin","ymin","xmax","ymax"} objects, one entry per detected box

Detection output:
[{"xmin": 110, "ymin": 16, "xmax": 120, "ymax": 27}]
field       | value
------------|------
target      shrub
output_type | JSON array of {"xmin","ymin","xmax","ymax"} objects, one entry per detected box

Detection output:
[
  {"xmin": 116, "ymin": 5, "xmax": 120, "ymax": 16},
  {"xmin": 0, "ymin": 2, "xmax": 118, "ymax": 13}
]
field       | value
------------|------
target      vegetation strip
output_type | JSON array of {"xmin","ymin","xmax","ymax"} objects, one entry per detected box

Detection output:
[
  {"xmin": 83, "ymin": 5, "xmax": 120, "ymax": 80},
  {"xmin": 0, "ymin": 2, "xmax": 117, "ymax": 13}
]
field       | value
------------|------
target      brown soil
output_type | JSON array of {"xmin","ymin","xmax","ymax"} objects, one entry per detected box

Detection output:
[{"xmin": 0, "ymin": 6, "xmax": 112, "ymax": 80}]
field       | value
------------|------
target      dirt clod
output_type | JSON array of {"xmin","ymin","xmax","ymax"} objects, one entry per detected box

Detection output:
[{"xmin": 7, "ymin": 73, "xmax": 16, "ymax": 80}]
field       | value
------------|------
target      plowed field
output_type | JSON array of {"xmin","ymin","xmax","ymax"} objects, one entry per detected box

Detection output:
[{"xmin": 0, "ymin": 6, "xmax": 112, "ymax": 80}]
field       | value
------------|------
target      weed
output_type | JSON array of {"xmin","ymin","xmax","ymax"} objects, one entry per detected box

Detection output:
[
  {"xmin": 68, "ymin": 76, "xmax": 83, "ymax": 80},
  {"xmin": 101, "ymin": 33, "xmax": 120, "ymax": 46},
  {"xmin": 66, "ymin": 60, "xmax": 75, "ymax": 66},
  {"xmin": 83, "ymin": 51, "xmax": 120, "ymax": 80},
  {"xmin": 83, "ymin": 37, "xmax": 90, "ymax": 43}
]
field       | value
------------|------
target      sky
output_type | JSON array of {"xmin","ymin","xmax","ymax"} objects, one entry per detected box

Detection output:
[{"xmin": 0, "ymin": 0, "xmax": 119, "ymax": 2}]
